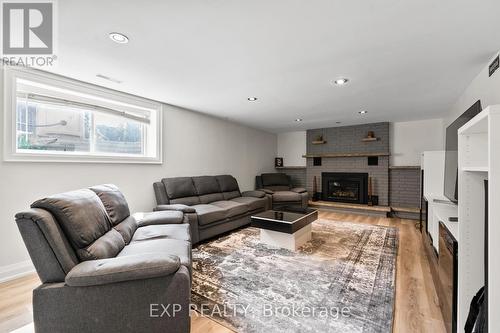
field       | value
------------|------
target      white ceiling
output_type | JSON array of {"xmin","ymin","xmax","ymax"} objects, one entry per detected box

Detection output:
[{"xmin": 48, "ymin": 0, "xmax": 500, "ymax": 132}]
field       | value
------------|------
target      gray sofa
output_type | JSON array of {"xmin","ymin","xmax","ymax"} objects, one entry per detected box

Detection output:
[
  {"xmin": 153, "ymin": 175, "xmax": 269, "ymax": 244},
  {"xmin": 256, "ymin": 173, "xmax": 308, "ymax": 209},
  {"xmin": 15, "ymin": 184, "xmax": 191, "ymax": 333}
]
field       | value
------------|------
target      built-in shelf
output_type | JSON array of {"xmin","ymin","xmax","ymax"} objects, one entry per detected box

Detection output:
[
  {"xmin": 275, "ymin": 166, "xmax": 307, "ymax": 170},
  {"xmin": 461, "ymin": 166, "xmax": 489, "ymax": 172},
  {"xmin": 303, "ymin": 152, "xmax": 389, "ymax": 158},
  {"xmin": 311, "ymin": 140, "xmax": 327, "ymax": 145},
  {"xmin": 389, "ymin": 165, "xmax": 420, "ymax": 170},
  {"xmin": 457, "ymin": 104, "xmax": 500, "ymax": 332},
  {"xmin": 361, "ymin": 137, "xmax": 379, "ymax": 142}
]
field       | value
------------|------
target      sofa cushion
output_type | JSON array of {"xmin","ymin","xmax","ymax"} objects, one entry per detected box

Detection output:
[
  {"xmin": 266, "ymin": 185, "xmax": 291, "ymax": 192},
  {"xmin": 192, "ymin": 176, "xmax": 222, "ymax": 195},
  {"xmin": 162, "ymin": 177, "xmax": 197, "ymax": 199},
  {"xmin": 118, "ymin": 238, "xmax": 191, "ymax": 272},
  {"xmin": 261, "ymin": 173, "xmax": 290, "ymax": 187},
  {"xmin": 222, "ymin": 191, "xmax": 241, "ymax": 200},
  {"xmin": 199, "ymin": 193, "xmax": 224, "ymax": 204},
  {"xmin": 191, "ymin": 204, "xmax": 227, "ymax": 226},
  {"xmin": 89, "ymin": 184, "xmax": 130, "ymax": 225},
  {"xmin": 272, "ymin": 191, "xmax": 301, "ymax": 202},
  {"xmin": 31, "ymin": 189, "xmax": 111, "ymax": 249},
  {"xmin": 170, "ymin": 196, "xmax": 201, "ymax": 206},
  {"xmin": 134, "ymin": 211, "xmax": 184, "ymax": 227},
  {"xmin": 211, "ymin": 200, "xmax": 248, "ymax": 218},
  {"xmin": 113, "ymin": 215, "xmax": 137, "ymax": 244},
  {"xmin": 230, "ymin": 196, "xmax": 267, "ymax": 211},
  {"xmin": 215, "ymin": 175, "xmax": 240, "ymax": 192},
  {"xmin": 78, "ymin": 229, "xmax": 125, "ymax": 261},
  {"xmin": 131, "ymin": 224, "xmax": 191, "ymax": 242},
  {"xmin": 291, "ymin": 187, "xmax": 307, "ymax": 193}
]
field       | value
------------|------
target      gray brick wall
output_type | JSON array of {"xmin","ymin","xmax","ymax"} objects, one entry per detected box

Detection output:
[
  {"xmin": 307, "ymin": 122, "xmax": 389, "ymax": 155},
  {"xmin": 277, "ymin": 168, "xmax": 307, "ymax": 188},
  {"xmin": 389, "ymin": 168, "xmax": 421, "ymax": 208},
  {"xmin": 305, "ymin": 123, "xmax": 390, "ymax": 206},
  {"xmin": 306, "ymin": 156, "xmax": 389, "ymax": 205}
]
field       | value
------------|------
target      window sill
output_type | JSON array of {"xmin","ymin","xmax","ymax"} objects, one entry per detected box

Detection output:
[{"xmin": 4, "ymin": 152, "xmax": 163, "ymax": 164}]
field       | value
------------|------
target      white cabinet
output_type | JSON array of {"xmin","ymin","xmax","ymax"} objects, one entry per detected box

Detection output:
[{"xmin": 421, "ymin": 151, "xmax": 457, "ymax": 252}]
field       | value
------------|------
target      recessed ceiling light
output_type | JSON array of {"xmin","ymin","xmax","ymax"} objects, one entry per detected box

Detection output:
[
  {"xmin": 333, "ymin": 78, "xmax": 349, "ymax": 86},
  {"xmin": 295, "ymin": 118, "xmax": 303, "ymax": 122},
  {"xmin": 247, "ymin": 97, "xmax": 258, "ymax": 101},
  {"xmin": 358, "ymin": 110, "xmax": 368, "ymax": 114},
  {"xmin": 109, "ymin": 32, "xmax": 129, "ymax": 44}
]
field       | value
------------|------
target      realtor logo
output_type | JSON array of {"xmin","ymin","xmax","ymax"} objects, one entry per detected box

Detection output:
[{"xmin": 2, "ymin": 2, "xmax": 53, "ymax": 54}]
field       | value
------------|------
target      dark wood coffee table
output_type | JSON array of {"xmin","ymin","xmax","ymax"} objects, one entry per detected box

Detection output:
[{"xmin": 250, "ymin": 207, "xmax": 318, "ymax": 250}]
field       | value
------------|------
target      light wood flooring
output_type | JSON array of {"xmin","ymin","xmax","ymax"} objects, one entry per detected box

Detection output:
[{"xmin": 0, "ymin": 211, "xmax": 445, "ymax": 333}]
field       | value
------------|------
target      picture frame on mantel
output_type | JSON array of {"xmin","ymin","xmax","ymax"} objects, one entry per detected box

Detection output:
[{"xmin": 275, "ymin": 157, "xmax": 284, "ymax": 167}]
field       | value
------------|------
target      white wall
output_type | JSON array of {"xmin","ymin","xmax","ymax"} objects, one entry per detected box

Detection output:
[
  {"xmin": 0, "ymin": 71, "xmax": 277, "ymax": 278},
  {"xmin": 447, "ymin": 51, "xmax": 500, "ymax": 125},
  {"xmin": 390, "ymin": 119, "xmax": 444, "ymax": 166},
  {"xmin": 276, "ymin": 131, "xmax": 306, "ymax": 166}
]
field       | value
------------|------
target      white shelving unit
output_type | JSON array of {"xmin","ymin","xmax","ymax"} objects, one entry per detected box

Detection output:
[
  {"xmin": 421, "ymin": 151, "xmax": 458, "ymax": 251},
  {"xmin": 458, "ymin": 105, "xmax": 500, "ymax": 332}
]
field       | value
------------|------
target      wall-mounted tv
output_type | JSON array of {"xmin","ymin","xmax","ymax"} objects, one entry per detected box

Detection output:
[{"xmin": 444, "ymin": 100, "xmax": 482, "ymax": 203}]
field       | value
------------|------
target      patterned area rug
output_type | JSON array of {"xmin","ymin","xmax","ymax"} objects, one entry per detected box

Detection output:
[{"xmin": 191, "ymin": 219, "xmax": 398, "ymax": 333}]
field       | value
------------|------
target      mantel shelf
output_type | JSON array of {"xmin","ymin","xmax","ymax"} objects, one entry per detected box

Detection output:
[
  {"xmin": 389, "ymin": 165, "xmax": 420, "ymax": 170},
  {"xmin": 302, "ymin": 152, "xmax": 389, "ymax": 158},
  {"xmin": 275, "ymin": 166, "xmax": 307, "ymax": 169}
]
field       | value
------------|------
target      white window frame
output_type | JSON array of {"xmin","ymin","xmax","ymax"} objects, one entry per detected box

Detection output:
[{"xmin": 3, "ymin": 66, "xmax": 163, "ymax": 164}]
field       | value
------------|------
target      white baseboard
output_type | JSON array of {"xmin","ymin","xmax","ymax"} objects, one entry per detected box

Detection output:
[{"xmin": 0, "ymin": 260, "xmax": 35, "ymax": 283}]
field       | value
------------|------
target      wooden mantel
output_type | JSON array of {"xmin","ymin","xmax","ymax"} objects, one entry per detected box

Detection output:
[{"xmin": 302, "ymin": 152, "xmax": 390, "ymax": 158}]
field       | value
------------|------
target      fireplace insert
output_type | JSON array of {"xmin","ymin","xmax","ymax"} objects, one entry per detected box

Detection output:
[{"xmin": 321, "ymin": 172, "xmax": 369, "ymax": 204}]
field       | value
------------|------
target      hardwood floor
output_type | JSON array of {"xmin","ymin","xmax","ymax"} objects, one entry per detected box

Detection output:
[{"xmin": 0, "ymin": 211, "xmax": 445, "ymax": 333}]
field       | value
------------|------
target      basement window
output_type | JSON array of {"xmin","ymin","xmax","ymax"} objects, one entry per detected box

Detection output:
[{"xmin": 3, "ymin": 67, "xmax": 163, "ymax": 163}]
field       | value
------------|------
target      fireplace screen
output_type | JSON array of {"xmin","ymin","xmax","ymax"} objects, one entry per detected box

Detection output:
[
  {"xmin": 322, "ymin": 172, "xmax": 369, "ymax": 204},
  {"xmin": 328, "ymin": 180, "xmax": 360, "ymax": 202}
]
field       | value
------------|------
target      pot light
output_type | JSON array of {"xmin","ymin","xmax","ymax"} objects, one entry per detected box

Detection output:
[
  {"xmin": 358, "ymin": 110, "xmax": 368, "ymax": 114},
  {"xmin": 334, "ymin": 78, "xmax": 349, "ymax": 86},
  {"xmin": 247, "ymin": 97, "xmax": 258, "ymax": 101},
  {"xmin": 109, "ymin": 32, "xmax": 129, "ymax": 44},
  {"xmin": 295, "ymin": 118, "xmax": 303, "ymax": 122}
]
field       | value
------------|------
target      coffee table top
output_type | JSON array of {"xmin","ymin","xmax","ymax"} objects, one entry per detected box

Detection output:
[{"xmin": 251, "ymin": 207, "xmax": 318, "ymax": 234}]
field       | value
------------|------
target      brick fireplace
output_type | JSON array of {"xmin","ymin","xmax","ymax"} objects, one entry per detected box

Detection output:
[{"xmin": 305, "ymin": 122, "xmax": 390, "ymax": 206}]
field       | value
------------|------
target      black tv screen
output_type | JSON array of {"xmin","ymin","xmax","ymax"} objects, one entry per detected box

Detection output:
[{"xmin": 444, "ymin": 100, "xmax": 482, "ymax": 203}]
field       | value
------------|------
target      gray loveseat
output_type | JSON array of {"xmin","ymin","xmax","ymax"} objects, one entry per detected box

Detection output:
[
  {"xmin": 256, "ymin": 173, "xmax": 309, "ymax": 209},
  {"xmin": 153, "ymin": 175, "xmax": 269, "ymax": 244},
  {"xmin": 15, "ymin": 184, "xmax": 191, "ymax": 333}
]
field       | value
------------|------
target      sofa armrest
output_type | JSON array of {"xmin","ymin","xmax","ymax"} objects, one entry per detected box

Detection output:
[
  {"xmin": 154, "ymin": 204, "xmax": 196, "ymax": 213},
  {"xmin": 65, "ymin": 253, "xmax": 180, "ymax": 287},
  {"xmin": 241, "ymin": 190, "xmax": 266, "ymax": 198},
  {"xmin": 134, "ymin": 211, "xmax": 185, "ymax": 227},
  {"xmin": 291, "ymin": 187, "xmax": 307, "ymax": 194},
  {"xmin": 261, "ymin": 188, "xmax": 274, "ymax": 195}
]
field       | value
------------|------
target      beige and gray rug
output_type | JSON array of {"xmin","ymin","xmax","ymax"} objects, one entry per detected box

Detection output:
[{"xmin": 191, "ymin": 219, "xmax": 398, "ymax": 333}]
